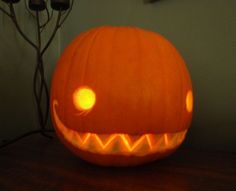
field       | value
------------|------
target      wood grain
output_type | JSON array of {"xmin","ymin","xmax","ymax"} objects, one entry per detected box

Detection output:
[{"xmin": 0, "ymin": 135, "xmax": 235, "ymax": 191}]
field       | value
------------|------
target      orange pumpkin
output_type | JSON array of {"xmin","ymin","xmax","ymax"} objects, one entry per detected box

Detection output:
[{"xmin": 50, "ymin": 26, "xmax": 193, "ymax": 166}]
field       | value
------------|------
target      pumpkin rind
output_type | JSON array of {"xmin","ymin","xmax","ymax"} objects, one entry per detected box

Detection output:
[{"xmin": 50, "ymin": 26, "xmax": 193, "ymax": 166}]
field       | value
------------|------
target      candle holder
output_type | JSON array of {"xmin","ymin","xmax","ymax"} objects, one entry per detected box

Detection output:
[
  {"xmin": 28, "ymin": 0, "xmax": 46, "ymax": 11},
  {"xmin": 0, "ymin": 0, "xmax": 74, "ymax": 147},
  {"xmin": 51, "ymin": 0, "xmax": 70, "ymax": 10}
]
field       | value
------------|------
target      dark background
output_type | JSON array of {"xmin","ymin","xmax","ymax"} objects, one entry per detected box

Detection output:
[{"xmin": 0, "ymin": 0, "xmax": 236, "ymax": 152}]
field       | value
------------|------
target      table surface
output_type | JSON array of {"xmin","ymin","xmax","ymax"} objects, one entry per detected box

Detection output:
[{"xmin": 0, "ymin": 134, "xmax": 235, "ymax": 191}]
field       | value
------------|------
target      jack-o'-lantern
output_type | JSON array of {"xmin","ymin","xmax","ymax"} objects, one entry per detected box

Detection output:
[{"xmin": 50, "ymin": 26, "xmax": 193, "ymax": 166}]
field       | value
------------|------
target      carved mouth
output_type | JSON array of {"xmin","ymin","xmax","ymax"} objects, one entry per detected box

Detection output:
[{"xmin": 53, "ymin": 100, "xmax": 187, "ymax": 156}]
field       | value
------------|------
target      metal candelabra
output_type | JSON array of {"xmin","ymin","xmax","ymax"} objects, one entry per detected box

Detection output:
[{"xmin": 0, "ymin": 0, "xmax": 74, "ymax": 147}]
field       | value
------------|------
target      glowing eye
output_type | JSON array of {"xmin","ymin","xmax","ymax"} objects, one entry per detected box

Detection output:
[
  {"xmin": 73, "ymin": 87, "xmax": 96, "ymax": 111},
  {"xmin": 186, "ymin": 90, "xmax": 193, "ymax": 113}
]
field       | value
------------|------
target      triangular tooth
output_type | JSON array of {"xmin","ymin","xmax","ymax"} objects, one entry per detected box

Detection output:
[
  {"xmin": 97, "ymin": 134, "xmax": 115, "ymax": 145},
  {"xmin": 131, "ymin": 135, "xmax": 150, "ymax": 153},
  {"xmin": 177, "ymin": 131, "xmax": 186, "ymax": 144},
  {"xmin": 110, "ymin": 140, "xmax": 121, "ymax": 154},
  {"xmin": 153, "ymin": 134, "xmax": 166, "ymax": 152},
  {"xmin": 84, "ymin": 134, "xmax": 101, "ymax": 153},
  {"xmin": 74, "ymin": 132, "xmax": 86, "ymax": 145},
  {"xmin": 99, "ymin": 134, "xmax": 119, "ymax": 152},
  {"xmin": 109, "ymin": 135, "xmax": 125, "ymax": 154},
  {"xmin": 117, "ymin": 134, "xmax": 146, "ymax": 153},
  {"xmin": 145, "ymin": 134, "xmax": 154, "ymax": 149},
  {"xmin": 118, "ymin": 135, "xmax": 132, "ymax": 152},
  {"xmin": 77, "ymin": 132, "xmax": 89, "ymax": 143},
  {"xmin": 76, "ymin": 133, "xmax": 92, "ymax": 150},
  {"xmin": 164, "ymin": 134, "xmax": 169, "ymax": 147},
  {"xmin": 169, "ymin": 133, "xmax": 179, "ymax": 148},
  {"xmin": 127, "ymin": 134, "xmax": 142, "ymax": 143},
  {"xmin": 70, "ymin": 131, "xmax": 80, "ymax": 147}
]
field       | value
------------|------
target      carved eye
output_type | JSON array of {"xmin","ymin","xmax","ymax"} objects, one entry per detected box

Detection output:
[
  {"xmin": 73, "ymin": 87, "xmax": 96, "ymax": 111},
  {"xmin": 186, "ymin": 90, "xmax": 193, "ymax": 113}
]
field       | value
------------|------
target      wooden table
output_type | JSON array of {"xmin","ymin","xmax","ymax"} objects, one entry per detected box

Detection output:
[{"xmin": 0, "ymin": 135, "xmax": 235, "ymax": 191}]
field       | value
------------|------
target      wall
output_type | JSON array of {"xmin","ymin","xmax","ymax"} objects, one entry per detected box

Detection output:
[
  {"xmin": 61, "ymin": 0, "xmax": 236, "ymax": 152},
  {"xmin": 0, "ymin": 2, "xmax": 60, "ymax": 139}
]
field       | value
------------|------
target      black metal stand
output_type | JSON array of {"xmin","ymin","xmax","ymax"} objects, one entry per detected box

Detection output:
[{"xmin": 0, "ymin": 0, "xmax": 74, "ymax": 148}]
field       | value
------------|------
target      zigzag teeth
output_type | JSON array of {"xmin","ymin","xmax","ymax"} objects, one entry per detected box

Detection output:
[
  {"xmin": 60, "ymin": 128, "xmax": 187, "ymax": 156},
  {"xmin": 75, "ymin": 133, "xmax": 153, "ymax": 152}
]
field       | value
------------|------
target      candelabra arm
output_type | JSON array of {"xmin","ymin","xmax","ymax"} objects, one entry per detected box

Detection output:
[
  {"xmin": 40, "ymin": 6, "xmax": 51, "ymax": 28},
  {"xmin": 41, "ymin": 10, "xmax": 62, "ymax": 56},
  {"xmin": 0, "ymin": 6, "xmax": 12, "ymax": 18},
  {"xmin": 34, "ymin": 10, "xmax": 51, "ymax": 138},
  {"xmin": 9, "ymin": 3, "xmax": 38, "ymax": 50},
  {"xmin": 58, "ymin": 0, "xmax": 74, "ymax": 27}
]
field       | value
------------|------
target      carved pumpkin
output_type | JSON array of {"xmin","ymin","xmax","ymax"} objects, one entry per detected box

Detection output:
[{"xmin": 50, "ymin": 26, "xmax": 193, "ymax": 166}]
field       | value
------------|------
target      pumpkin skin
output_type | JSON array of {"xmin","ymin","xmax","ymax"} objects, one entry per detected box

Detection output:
[{"xmin": 50, "ymin": 26, "xmax": 193, "ymax": 166}]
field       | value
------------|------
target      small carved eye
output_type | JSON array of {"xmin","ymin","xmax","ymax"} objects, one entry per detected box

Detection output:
[
  {"xmin": 73, "ymin": 87, "xmax": 96, "ymax": 111},
  {"xmin": 186, "ymin": 90, "xmax": 193, "ymax": 113}
]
